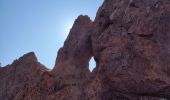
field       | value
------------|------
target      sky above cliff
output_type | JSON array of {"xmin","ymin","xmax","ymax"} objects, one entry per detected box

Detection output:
[{"xmin": 0, "ymin": 0, "xmax": 104, "ymax": 70}]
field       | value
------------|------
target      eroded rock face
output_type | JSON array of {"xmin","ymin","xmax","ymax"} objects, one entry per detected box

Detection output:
[
  {"xmin": 89, "ymin": 0, "xmax": 170, "ymax": 99},
  {"xmin": 0, "ymin": 52, "xmax": 88, "ymax": 100},
  {"xmin": 0, "ymin": 0, "xmax": 170, "ymax": 100},
  {"xmin": 53, "ymin": 15, "xmax": 94, "ymax": 78},
  {"xmin": 0, "ymin": 52, "xmax": 51, "ymax": 100}
]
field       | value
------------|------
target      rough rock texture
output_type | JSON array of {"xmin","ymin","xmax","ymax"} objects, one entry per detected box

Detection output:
[
  {"xmin": 1, "ymin": 0, "xmax": 170, "ymax": 100},
  {"xmin": 88, "ymin": 0, "xmax": 170, "ymax": 99},
  {"xmin": 53, "ymin": 15, "xmax": 93, "ymax": 77},
  {"xmin": 0, "ymin": 52, "xmax": 88, "ymax": 100},
  {"xmin": 0, "ymin": 52, "xmax": 51, "ymax": 100}
]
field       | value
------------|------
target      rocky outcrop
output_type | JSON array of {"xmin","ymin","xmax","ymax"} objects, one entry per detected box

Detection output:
[
  {"xmin": 88, "ymin": 0, "xmax": 170, "ymax": 99},
  {"xmin": 53, "ymin": 15, "xmax": 93, "ymax": 78},
  {"xmin": 0, "ymin": 52, "xmax": 51, "ymax": 100},
  {"xmin": 0, "ymin": 0, "xmax": 170, "ymax": 100},
  {"xmin": 0, "ymin": 52, "xmax": 88, "ymax": 100}
]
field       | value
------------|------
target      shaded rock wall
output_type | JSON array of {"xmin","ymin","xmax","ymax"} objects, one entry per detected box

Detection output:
[{"xmin": 89, "ymin": 0, "xmax": 170, "ymax": 99}]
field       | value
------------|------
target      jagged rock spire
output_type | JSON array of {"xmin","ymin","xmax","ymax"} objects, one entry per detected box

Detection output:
[{"xmin": 53, "ymin": 15, "xmax": 94, "ymax": 77}]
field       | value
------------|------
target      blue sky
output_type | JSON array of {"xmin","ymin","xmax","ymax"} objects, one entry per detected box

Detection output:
[{"xmin": 0, "ymin": 0, "xmax": 103, "ymax": 71}]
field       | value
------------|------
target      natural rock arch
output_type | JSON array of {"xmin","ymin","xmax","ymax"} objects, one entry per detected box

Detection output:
[{"xmin": 89, "ymin": 57, "xmax": 96, "ymax": 72}]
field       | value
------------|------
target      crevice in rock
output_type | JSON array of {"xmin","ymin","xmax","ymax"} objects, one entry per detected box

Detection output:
[
  {"xmin": 127, "ymin": 32, "xmax": 153, "ymax": 39},
  {"xmin": 137, "ymin": 33, "xmax": 153, "ymax": 38},
  {"xmin": 129, "ymin": 2, "xmax": 139, "ymax": 8}
]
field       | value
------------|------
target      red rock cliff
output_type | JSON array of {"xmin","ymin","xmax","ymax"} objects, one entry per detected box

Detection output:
[{"xmin": 1, "ymin": 0, "xmax": 170, "ymax": 100}]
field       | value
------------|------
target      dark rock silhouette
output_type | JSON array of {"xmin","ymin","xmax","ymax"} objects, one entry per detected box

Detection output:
[{"xmin": 0, "ymin": 0, "xmax": 170, "ymax": 100}]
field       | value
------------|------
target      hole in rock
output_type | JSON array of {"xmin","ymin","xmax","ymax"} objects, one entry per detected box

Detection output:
[{"xmin": 89, "ymin": 57, "xmax": 96, "ymax": 72}]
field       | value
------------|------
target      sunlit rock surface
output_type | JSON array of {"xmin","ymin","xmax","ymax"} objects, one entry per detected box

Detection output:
[{"xmin": 1, "ymin": 0, "xmax": 170, "ymax": 100}]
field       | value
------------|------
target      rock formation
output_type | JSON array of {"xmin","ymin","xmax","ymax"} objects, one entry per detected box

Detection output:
[
  {"xmin": 88, "ymin": 0, "xmax": 170, "ymax": 99},
  {"xmin": 53, "ymin": 15, "xmax": 93, "ymax": 77},
  {"xmin": 0, "ymin": 0, "xmax": 170, "ymax": 100}
]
